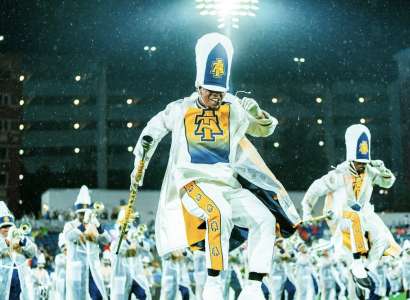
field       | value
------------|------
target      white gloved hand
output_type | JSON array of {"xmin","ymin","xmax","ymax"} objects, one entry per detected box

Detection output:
[
  {"xmin": 370, "ymin": 160, "xmax": 384, "ymax": 169},
  {"xmin": 369, "ymin": 160, "xmax": 392, "ymax": 177},
  {"xmin": 240, "ymin": 97, "xmax": 264, "ymax": 119}
]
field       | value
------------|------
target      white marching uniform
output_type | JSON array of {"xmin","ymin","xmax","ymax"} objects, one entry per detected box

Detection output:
[
  {"xmin": 132, "ymin": 91, "xmax": 278, "ymax": 273},
  {"xmin": 0, "ymin": 201, "xmax": 37, "ymax": 300},
  {"xmin": 110, "ymin": 226, "xmax": 152, "ymax": 300},
  {"xmin": 0, "ymin": 234, "xmax": 37, "ymax": 300},
  {"xmin": 32, "ymin": 267, "xmax": 51, "ymax": 299},
  {"xmin": 54, "ymin": 252, "xmax": 67, "ymax": 300},
  {"xmin": 63, "ymin": 218, "xmax": 111, "ymax": 300},
  {"xmin": 318, "ymin": 256, "xmax": 337, "ymax": 300},
  {"xmin": 302, "ymin": 160, "xmax": 399, "ymax": 265},
  {"xmin": 193, "ymin": 251, "xmax": 207, "ymax": 299},
  {"xmin": 401, "ymin": 252, "xmax": 410, "ymax": 291},
  {"xmin": 268, "ymin": 255, "xmax": 288, "ymax": 300},
  {"xmin": 294, "ymin": 252, "xmax": 316, "ymax": 300}
]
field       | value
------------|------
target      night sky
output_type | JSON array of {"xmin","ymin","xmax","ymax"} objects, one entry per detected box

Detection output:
[{"xmin": 1, "ymin": 0, "xmax": 410, "ymax": 84}]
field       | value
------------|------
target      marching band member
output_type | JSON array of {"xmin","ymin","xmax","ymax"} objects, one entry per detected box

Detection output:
[
  {"xmin": 53, "ymin": 233, "xmax": 67, "ymax": 300},
  {"xmin": 110, "ymin": 210, "xmax": 152, "ymax": 300},
  {"xmin": 401, "ymin": 240, "xmax": 410, "ymax": 299},
  {"xmin": 0, "ymin": 201, "xmax": 37, "ymax": 300},
  {"xmin": 302, "ymin": 124, "xmax": 400, "ymax": 288},
  {"xmin": 63, "ymin": 185, "xmax": 111, "ymax": 300},
  {"xmin": 32, "ymin": 252, "xmax": 51, "ymax": 299},
  {"xmin": 130, "ymin": 32, "xmax": 299, "ymax": 300}
]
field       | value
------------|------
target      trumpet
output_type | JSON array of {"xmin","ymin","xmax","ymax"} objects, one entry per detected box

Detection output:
[
  {"xmin": 84, "ymin": 201, "xmax": 105, "ymax": 224},
  {"xmin": 10, "ymin": 222, "xmax": 32, "ymax": 240},
  {"xmin": 93, "ymin": 201, "xmax": 105, "ymax": 213}
]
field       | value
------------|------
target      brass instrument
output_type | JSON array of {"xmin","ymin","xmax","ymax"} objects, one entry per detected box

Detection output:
[
  {"xmin": 84, "ymin": 201, "xmax": 105, "ymax": 224},
  {"xmin": 93, "ymin": 201, "xmax": 105, "ymax": 213},
  {"xmin": 10, "ymin": 222, "xmax": 32, "ymax": 239}
]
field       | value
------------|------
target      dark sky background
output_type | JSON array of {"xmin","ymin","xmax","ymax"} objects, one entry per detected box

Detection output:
[{"xmin": 1, "ymin": 0, "xmax": 410, "ymax": 85}]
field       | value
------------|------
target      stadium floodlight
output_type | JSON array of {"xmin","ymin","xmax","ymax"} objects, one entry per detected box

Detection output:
[
  {"xmin": 318, "ymin": 140, "xmax": 325, "ymax": 147},
  {"xmin": 126, "ymin": 98, "xmax": 133, "ymax": 105},
  {"xmin": 358, "ymin": 97, "xmax": 365, "ymax": 103},
  {"xmin": 271, "ymin": 97, "xmax": 278, "ymax": 104},
  {"xmin": 360, "ymin": 118, "xmax": 366, "ymax": 124},
  {"xmin": 315, "ymin": 97, "xmax": 322, "ymax": 103},
  {"xmin": 75, "ymin": 75, "xmax": 81, "ymax": 81},
  {"xmin": 19, "ymin": 99, "xmax": 24, "ymax": 106},
  {"xmin": 73, "ymin": 99, "xmax": 80, "ymax": 106},
  {"xmin": 0, "ymin": 35, "xmax": 4, "ymax": 41},
  {"xmin": 317, "ymin": 118, "xmax": 323, "ymax": 125},
  {"xmin": 273, "ymin": 142, "xmax": 280, "ymax": 148},
  {"xmin": 127, "ymin": 146, "xmax": 133, "ymax": 152},
  {"xmin": 196, "ymin": 0, "xmax": 260, "ymax": 29},
  {"xmin": 19, "ymin": 75, "xmax": 25, "ymax": 82},
  {"xmin": 19, "ymin": 149, "xmax": 24, "ymax": 155}
]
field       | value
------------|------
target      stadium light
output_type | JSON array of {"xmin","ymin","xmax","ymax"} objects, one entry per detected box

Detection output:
[
  {"xmin": 318, "ymin": 140, "xmax": 324, "ymax": 147},
  {"xmin": 196, "ymin": 0, "xmax": 260, "ymax": 29},
  {"xmin": 75, "ymin": 75, "xmax": 81, "ymax": 81},
  {"xmin": 272, "ymin": 97, "xmax": 278, "ymax": 104},
  {"xmin": 358, "ymin": 97, "xmax": 365, "ymax": 103},
  {"xmin": 127, "ymin": 146, "xmax": 134, "ymax": 152},
  {"xmin": 19, "ymin": 124, "xmax": 24, "ymax": 131},
  {"xmin": 315, "ymin": 97, "xmax": 322, "ymax": 103},
  {"xmin": 317, "ymin": 118, "xmax": 323, "ymax": 125},
  {"xmin": 19, "ymin": 99, "xmax": 24, "ymax": 106},
  {"xmin": 127, "ymin": 122, "xmax": 133, "ymax": 128},
  {"xmin": 74, "ymin": 147, "xmax": 80, "ymax": 154},
  {"xmin": 126, "ymin": 98, "xmax": 133, "ymax": 105},
  {"xmin": 73, "ymin": 123, "xmax": 80, "ymax": 130},
  {"xmin": 73, "ymin": 99, "xmax": 80, "ymax": 106},
  {"xmin": 273, "ymin": 142, "xmax": 280, "ymax": 148},
  {"xmin": 19, "ymin": 174, "xmax": 24, "ymax": 180},
  {"xmin": 19, "ymin": 75, "xmax": 25, "ymax": 82},
  {"xmin": 360, "ymin": 118, "xmax": 366, "ymax": 124},
  {"xmin": 19, "ymin": 149, "xmax": 24, "ymax": 155},
  {"xmin": 0, "ymin": 35, "xmax": 4, "ymax": 41}
]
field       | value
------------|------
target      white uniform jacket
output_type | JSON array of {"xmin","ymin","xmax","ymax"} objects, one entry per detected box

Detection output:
[
  {"xmin": 0, "ymin": 235, "xmax": 37, "ymax": 300},
  {"xmin": 132, "ymin": 92, "xmax": 300, "ymax": 256},
  {"xmin": 63, "ymin": 219, "xmax": 111, "ymax": 300}
]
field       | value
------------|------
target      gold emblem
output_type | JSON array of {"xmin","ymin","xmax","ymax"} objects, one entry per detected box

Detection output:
[
  {"xmin": 211, "ymin": 246, "xmax": 220, "ymax": 256},
  {"xmin": 210, "ymin": 220, "xmax": 219, "ymax": 232},
  {"xmin": 195, "ymin": 110, "xmax": 223, "ymax": 141},
  {"xmin": 359, "ymin": 141, "xmax": 369, "ymax": 155},
  {"xmin": 211, "ymin": 58, "xmax": 225, "ymax": 78},
  {"xmin": 3, "ymin": 216, "xmax": 9, "ymax": 222}
]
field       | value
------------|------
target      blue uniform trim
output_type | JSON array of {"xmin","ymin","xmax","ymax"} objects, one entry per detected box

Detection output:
[{"xmin": 356, "ymin": 132, "xmax": 370, "ymax": 160}]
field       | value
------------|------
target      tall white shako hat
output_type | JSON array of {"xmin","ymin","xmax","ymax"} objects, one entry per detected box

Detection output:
[
  {"xmin": 37, "ymin": 253, "xmax": 46, "ymax": 267},
  {"xmin": 0, "ymin": 201, "xmax": 14, "ymax": 228},
  {"xmin": 195, "ymin": 32, "xmax": 234, "ymax": 92},
  {"xmin": 345, "ymin": 124, "xmax": 371, "ymax": 163},
  {"xmin": 74, "ymin": 185, "xmax": 92, "ymax": 213}
]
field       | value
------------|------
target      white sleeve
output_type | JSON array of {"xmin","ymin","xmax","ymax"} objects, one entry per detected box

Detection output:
[
  {"xmin": 301, "ymin": 171, "xmax": 341, "ymax": 216},
  {"xmin": 132, "ymin": 101, "xmax": 179, "ymax": 186},
  {"xmin": 368, "ymin": 164, "xmax": 396, "ymax": 189}
]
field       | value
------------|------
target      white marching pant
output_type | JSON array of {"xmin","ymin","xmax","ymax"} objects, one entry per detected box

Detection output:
[{"xmin": 182, "ymin": 181, "xmax": 275, "ymax": 273}]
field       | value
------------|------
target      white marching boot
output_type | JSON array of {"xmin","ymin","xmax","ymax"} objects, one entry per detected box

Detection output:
[
  {"xmin": 202, "ymin": 276, "xmax": 224, "ymax": 300},
  {"xmin": 238, "ymin": 280, "xmax": 265, "ymax": 300}
]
